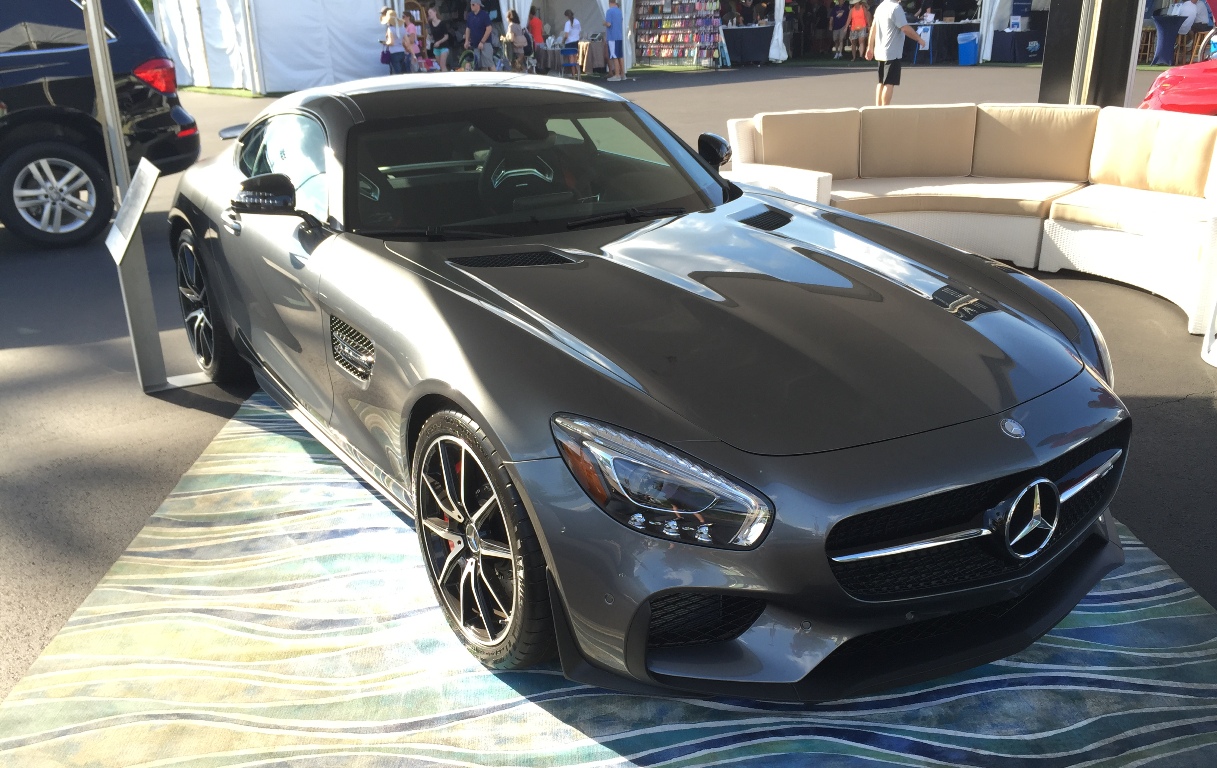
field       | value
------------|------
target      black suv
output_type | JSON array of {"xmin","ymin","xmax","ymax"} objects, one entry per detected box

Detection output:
[{"xmin": 0, "ymin": 0, "xmax": 199, "ymax": 247}]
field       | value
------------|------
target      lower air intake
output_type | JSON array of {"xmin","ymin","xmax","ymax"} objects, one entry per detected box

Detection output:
[{"xmin": 647, "ymin": 592, "xmax": 766, "ymax": 648}]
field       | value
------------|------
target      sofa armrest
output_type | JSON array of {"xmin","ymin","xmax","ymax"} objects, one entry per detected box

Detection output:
[
  {"xmin": 722, "ymin": 162, "xmax": 833, "ymax": 205},
  {"xmin": 726, "ymin": 118, "xmax": 759, "ymax": 165}
]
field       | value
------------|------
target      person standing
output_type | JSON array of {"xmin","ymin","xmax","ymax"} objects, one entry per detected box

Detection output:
[
  {"xmin": 865, "ymin": 0, "xmax": 925, "ymax": 105},
  {"xmin": 562, "ymin": 9, "xmax": 582, "ymax": 76},
  {"xmin": 464, "ymin": 0, "xmax": 494, "ymax": 70},
  {"xmin": 847, "ymin": 0, "xmax": 870, "ymax": 60},
  {"xmin": 829, "ymin": 0, "xmax": 848, "ymax": 58},
  {"xmin": 528, "ymin": 7, "xmax": 545, "ymax": 53},
  {"xmin": 605, "ymin": 0, "xmax": 625, "ymax": 81},
  {"xmin": 506, "ymin": 9, "xmax": 527, "ymax": 70},
  {"xmin": 381, "ymin": 7, "xmax": 409, "ymax": 74},
  {"xmin": 428, "ymin": 5, "xmax": 452, "ymax": 71},
  {"xmin": 403, "ymin": 13, "xmax": 421, "ymax": 72}
]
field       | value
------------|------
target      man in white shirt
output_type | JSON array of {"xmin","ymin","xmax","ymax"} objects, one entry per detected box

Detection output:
[
  {"xmin": 1168, "ymin": 0, "xmax": 1200, "ymax": 36},
  {"xmin": 865, "ymin": 0, "xmax": 927, "ymax": 106}
]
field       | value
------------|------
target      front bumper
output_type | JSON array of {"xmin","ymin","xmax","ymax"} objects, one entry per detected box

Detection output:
[{"xmin": 511, "ymin": 368, "xmax": 1129, "ymax": 702}]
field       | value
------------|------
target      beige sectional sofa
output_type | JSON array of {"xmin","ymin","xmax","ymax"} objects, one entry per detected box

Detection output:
[{"xmin": 725, "ymin": 103, "xmax": 1217, "ymax": 334}]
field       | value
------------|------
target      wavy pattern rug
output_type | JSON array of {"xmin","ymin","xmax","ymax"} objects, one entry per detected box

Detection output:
[{"xmin": 2, "ymin": 392, "xmax": 1217, "ymax": 767}]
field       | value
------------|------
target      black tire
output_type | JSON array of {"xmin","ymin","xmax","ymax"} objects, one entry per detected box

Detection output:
[
  {"xmin": 0, "ymin": 141, "xmax": 114, "ymax": 248},
  {"xmin": 174, "ymin": 228, "xmax": 251, "ymax": 384},
  {"xmin": 413, "ymin": 410, "xmax": 556, "ymax": 669}
]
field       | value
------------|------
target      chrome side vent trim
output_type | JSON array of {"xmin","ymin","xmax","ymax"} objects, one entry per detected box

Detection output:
[
  {"xmin": 739, "ymin": 207, "xmax": 793, "ymax": 232},
  {"xmin": 330, "ymin": 315, "xmax": 375, "ymax": 381},
  {"xmin": 449, "ymin": 251, "xmax": 576, "ymax": 268}
]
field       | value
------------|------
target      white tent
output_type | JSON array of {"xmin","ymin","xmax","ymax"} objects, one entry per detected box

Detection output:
[{"xmin": 155, "ymin": 0, "xmax": 389, "ymax": 93}]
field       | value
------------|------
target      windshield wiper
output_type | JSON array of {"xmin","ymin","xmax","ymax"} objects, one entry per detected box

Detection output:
[
  {"xmin": 356, "ymin": 226, "xmax": 508, "ymax": 241},
  {"xmin": 566, "ymin": 207, "xmax": 686, "ymax": 230}
]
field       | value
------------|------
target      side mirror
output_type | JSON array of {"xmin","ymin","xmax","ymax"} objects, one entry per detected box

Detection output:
[
  {"xmin": 219, "ymin": 123, "xmax": 248, "ymax": 140},
  {"xmin": 231, "ymin": 173, "xmax": 296, "ymax": 215},
  {"xmin": 698, "ymin": 133, "xmax": 732, "ymax": 168}
]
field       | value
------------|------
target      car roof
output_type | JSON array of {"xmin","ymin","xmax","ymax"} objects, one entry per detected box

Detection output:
[{"xmin": 265, "ymin": 73, "xmax": 627, "ymax": 125}]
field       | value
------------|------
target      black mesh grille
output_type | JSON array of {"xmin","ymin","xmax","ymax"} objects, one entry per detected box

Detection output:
[
  {"xmin": 739, "ymin": 208, "xmax": 793, "ymax": 231},
  {"xmin": 647, "ymin": 593, "xmax": 766, "ymax": 648},
  {"xmin": 330, "ymin": 315, "xmax": 375, "ymax": 381},
  {"xmin": 832, "ymin": 587, "xmax": 1036, "ymax": 658},
  {"xmin": 449, "ymin": 252, "xmax": 574, "ymax": 268},
  {"xmin": 826, "ymin": 420, "xmax": 1130, "ymax": 600}
]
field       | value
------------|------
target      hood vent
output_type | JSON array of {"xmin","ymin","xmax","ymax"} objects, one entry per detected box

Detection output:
[
  {"xmin": 450, "ymin": 251, "xmax": 575, "ymax": 268},
  {"xmin": 739, "ymin": 207, "xmax": 793, "ymax": 232}
]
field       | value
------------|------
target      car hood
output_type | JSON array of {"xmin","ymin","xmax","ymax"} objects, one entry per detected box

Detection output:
[{"xmin": 440, "ymin": 199, "xmax": 1084, "ymax": 456}]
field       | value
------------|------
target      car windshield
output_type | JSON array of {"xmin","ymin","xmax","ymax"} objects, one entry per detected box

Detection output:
[{"xmin": 346, "ymin": 99, "xmax": 729, "ymax": 238}]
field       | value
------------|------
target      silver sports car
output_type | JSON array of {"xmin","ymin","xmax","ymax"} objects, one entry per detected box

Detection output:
[{"xmin": 168, "ymin": 74, "xmax": 1130, "ymax": 702}]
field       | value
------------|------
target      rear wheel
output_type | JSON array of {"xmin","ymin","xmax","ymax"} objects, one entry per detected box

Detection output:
[
  {"xmin": 413, "ymin": 411, "xmax": 556, "ymax": 669},
  {"xmin": 174, "ymin": 228, "xmax": 250, "ymax": 383},
  {"xmin": 0, "ymin": 141, "xmax": 113, "ymax": 248}
]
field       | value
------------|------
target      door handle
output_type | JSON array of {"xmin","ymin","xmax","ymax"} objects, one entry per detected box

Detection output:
[{"xmin": 221, "ymin": 208, "xmax": 242, "ymax": 235}]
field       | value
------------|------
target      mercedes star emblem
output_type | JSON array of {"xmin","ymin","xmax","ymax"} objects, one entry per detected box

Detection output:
[
  {"xmin": 1000, "ymin": 418, "xmax": 1026, "ymax": 439},
  {"xmin": 1004, "ymin": 479, "xmax": 1061, "ymax": 560}
]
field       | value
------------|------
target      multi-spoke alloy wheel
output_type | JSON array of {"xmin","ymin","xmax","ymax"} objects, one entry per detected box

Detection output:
[
  {"xmin": 413, "ymin": 411, "xmax": 555, "ymax": 667},
  {"xmin": 418, "ymin": 434, "xmax": 518, "ymax": 646},
  {"xmin": 12, "ymin": 158, "xmax": 97, "ymax": 236},
  {"xmin": 172, "ymin": 229, "xmax": 250, "ymax": 383},
  {"xmin": 0, "ymin": 142, "xmax": 113, "ymax": 248},
  {"xmin": 176, "ymin": 231, "xmax": 215, "ymax": 371}
]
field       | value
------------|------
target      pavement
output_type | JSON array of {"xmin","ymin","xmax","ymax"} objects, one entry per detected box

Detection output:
[{"xmin": 2, "ymin": 64, "xmax": 1212, "ymax": 701}]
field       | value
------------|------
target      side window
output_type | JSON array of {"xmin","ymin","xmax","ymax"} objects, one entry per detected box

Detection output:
[
  {"xmin": 237, "ymin": 122, "xmax": 268, "ymax": 177},
  {"xmin": 546, "ymin": 118, "xmax": 584, "ymax": 144},
  {"xmin": 575, "ymin": 117, "xmax": 666, "ymax": 165},
  {"xmin": 261, "ymin": 114, "xmax": 328, "ymax": 221}
]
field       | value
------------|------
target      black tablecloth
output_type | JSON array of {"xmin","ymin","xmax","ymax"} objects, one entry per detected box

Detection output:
[
  {"xmin": 723, "ymin": 25, "xmax": 772, "ymax": 64},
  {"xmin": 989, "ymin": 30, "xmax": 1046, "ymax": 63},
  {"xmin": 901, "ymin": 21, "xmax": 980, "ymax": 64}
]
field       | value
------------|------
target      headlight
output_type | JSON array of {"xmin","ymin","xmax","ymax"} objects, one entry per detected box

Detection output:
[
  {"xmin": 551, "ymin": 415, "xmax": 773, "ymax": 549},
  {"xmin": 1076, "ymin": 304, "xmax": 1115, "ymax": 388}
]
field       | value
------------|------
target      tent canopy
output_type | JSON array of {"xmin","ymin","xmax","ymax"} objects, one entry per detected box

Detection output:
[{"xmin": 156, "ymin": 0, "xmax": 391, "ymax": 93}]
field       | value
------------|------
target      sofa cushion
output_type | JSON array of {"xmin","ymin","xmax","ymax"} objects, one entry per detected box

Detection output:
[
  {"xmin": 831, "ymin": 177, "xmax": 1085, "ymax": 217},
  {"xmin": 1049, "ymin": 183, "xmax": 1216, "ymax": 236},
  {"xmin": 972, "ymin": 103, "xmax": 1099, "ymax": 183},
  {"xmin": 1089, "ymin": 107, "xmax": 1217, "ymax": 198},
  {"xmin": 858, "ymin": 104, "xmax": 977, "ymax": 178},
  {"xmin": 756, "ymin": 108, "xmax": 860, "ymax": 180}
]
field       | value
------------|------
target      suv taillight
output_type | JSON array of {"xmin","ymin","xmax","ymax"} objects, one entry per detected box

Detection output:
[{"xmin": 133, "ymin": 58, "xmax": 177, "ymax": 94}]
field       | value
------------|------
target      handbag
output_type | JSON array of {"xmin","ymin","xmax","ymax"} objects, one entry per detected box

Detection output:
[{"xmin": 381, "ymin": 46, "xmax": 391, "ymax": 64}]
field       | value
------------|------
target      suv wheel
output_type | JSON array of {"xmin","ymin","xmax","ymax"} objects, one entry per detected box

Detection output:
[{"xmin": 0, "ymin": 141, "xmax": 114, "ymax": 248}]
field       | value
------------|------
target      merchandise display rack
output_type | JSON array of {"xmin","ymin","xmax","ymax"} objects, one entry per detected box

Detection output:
[{"xmin": 634, "ymin": 1, "xmax": 720, "ymax": 68}]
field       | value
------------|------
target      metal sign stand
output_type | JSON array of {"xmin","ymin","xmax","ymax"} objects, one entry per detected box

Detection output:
[{"xmin": 86, "ymin": 1, "xmax": 209, "ymax": 393}]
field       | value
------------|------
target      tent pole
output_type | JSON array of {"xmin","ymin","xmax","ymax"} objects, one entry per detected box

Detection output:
[
  {"xmin": 192, "ymin": 0, "xmax": 212, "ymax": 88},
  {"xmin": 242, "ymin": 0, "xmax": 265, "ymax": 94}
]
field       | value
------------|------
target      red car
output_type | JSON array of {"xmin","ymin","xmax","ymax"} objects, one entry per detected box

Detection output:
[{"xmin": 1140, "ymin": 58, "xmax": 1217, "ymax": 114}]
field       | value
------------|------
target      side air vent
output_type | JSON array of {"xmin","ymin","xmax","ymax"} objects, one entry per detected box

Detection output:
[
  {"xmin": 449, "ymin": 251, "xmax": 575, "ymax": 268},
  {"xmin": 739, "ymin": 207, "xmax": 793, "ymax": 231},
  {"xmin": 330, "ymin": 315, "xmax": 375, "ymax": 381}
]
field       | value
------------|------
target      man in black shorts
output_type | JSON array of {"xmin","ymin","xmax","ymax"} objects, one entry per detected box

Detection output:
[{"xmin": 865, "ymin": 0, "xmax": 925, "ymax": 105}]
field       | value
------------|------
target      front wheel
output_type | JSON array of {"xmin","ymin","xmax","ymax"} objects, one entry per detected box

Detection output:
[
  {"xmin": 174, "ymin": 228, "xmax": 251, "ymax": 383},
  {"xmin": 0, "ymin": 141, "xmax": 114, "ymax": 248},
  {"xmin": 413, "ymin": 410, "xmax": 556, "ymax": 669}
]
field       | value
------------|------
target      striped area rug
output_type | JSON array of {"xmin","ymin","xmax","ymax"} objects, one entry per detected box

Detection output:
[{"xmin": 2, "ymin": 392, "xmax": 1217, "ymax": 767}]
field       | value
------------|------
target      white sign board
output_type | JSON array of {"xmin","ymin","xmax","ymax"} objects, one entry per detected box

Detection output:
[
  {"xmin": 917, "ymin": 25, "xmax": 932, "ymax": 51},
  {"xmin": 105, "ymin": 158, "xmax": 161, "ymax": 266}
]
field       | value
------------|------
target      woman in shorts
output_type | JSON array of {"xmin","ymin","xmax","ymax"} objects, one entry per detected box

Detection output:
[
  {"xmin": 428, "ymin": 5, "xmax": 451, "ymax": 71},
  {"xmin": 847, "ymin": 0, "xmax": 869, "ymax": 60},
  {"xmin": 830, "ymin": 0, "xmax": 849, "ymax": 58}
]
